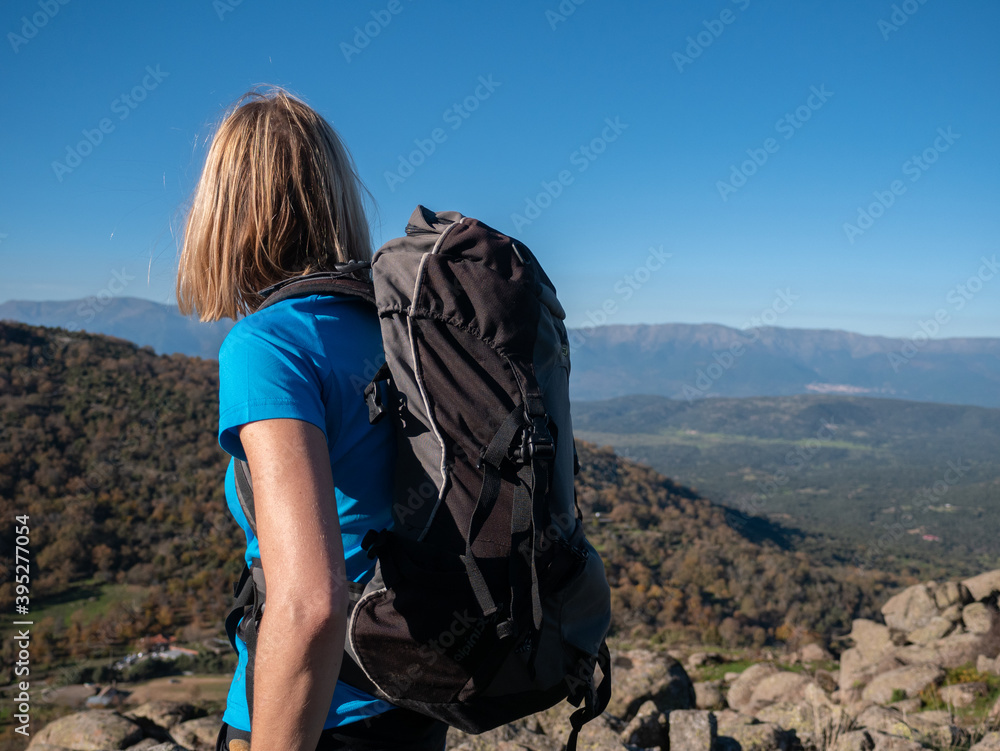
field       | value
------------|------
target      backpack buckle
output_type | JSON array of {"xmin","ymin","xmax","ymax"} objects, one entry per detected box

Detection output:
[{"xmin": 525, "ymin": 416, "xmax": 555, "ymax": 460}]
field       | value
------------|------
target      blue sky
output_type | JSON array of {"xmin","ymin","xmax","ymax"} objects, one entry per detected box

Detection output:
[{"xmin": 1, "ymin": 0, "xmax": 998, "ymax": 338}]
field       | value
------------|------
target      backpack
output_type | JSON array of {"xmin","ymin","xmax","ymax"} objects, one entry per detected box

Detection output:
[{"xmin": 226, "ymin": 206, "xmax": 612, "ymax": 750}]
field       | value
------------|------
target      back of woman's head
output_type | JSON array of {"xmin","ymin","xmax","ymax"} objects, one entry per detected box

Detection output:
[{"xmin": 177, "ymin": 87, "xmax": 373, "ymax": 321}]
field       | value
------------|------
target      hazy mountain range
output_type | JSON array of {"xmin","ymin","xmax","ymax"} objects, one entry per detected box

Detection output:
[{"xmin": 2, "ymin": 296, "xmax": 998, "ymax": 407}]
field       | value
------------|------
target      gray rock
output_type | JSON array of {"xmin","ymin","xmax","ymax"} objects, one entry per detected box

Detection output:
[
  {"xmin": 905, "ymin": 617, "xmax": 953, "ymax": 645},
  {"xmin": 979, "ymin": 654, "xmax": 1000, "ymax": 675},
  {"xmin": 895, "ymin": 630, "xmax": 1000, "ymax": 669},
  {"xmin": 132, "ymin": 743, "xmax": 187, "ymax": 751},
  {"xmin": 668, "ymin": 709, "xmax": 715, "ymax": 751},
  {"xmin": 168, "ymin": 716, "xmax": 220, "ymax": 751},
  {"xmin": 940, "ymin": 603, "xmax": 963, "ymax": 622},
  {"xmin": 726, "ymin": 663, "xmax": 778, "ymax": 714},
  {"xmin": 868, "ymin": 730, "xmax": 926, "ymax": 750},
  {"xmin": 28, "ymin": 710, "xmax": 144, "ymax": 751},
  {"xmin": 694, "ymin": 680, "xmax": 724, "ymax": 710},
  {"xmin": 814, "ymin": 669, "xmax": 839, "ymax": 694},
  {"xmin": 746, "ymin": 672, "xmax": 814, "ymax": 713},
  {"xmin": 890, "ymin": 697, "xmax": 921, "ymax": 713},
  {"xmin": 850, "ymin": 620, "xmax": 894, "ymax": 663},
  {"xmin": 971, "ymin": 731, "xmax": 1000, "ymax": 751},
  {"xmin": 861, "ymin": 664, "xmax": 943, "ymax": 704},
  {"xmin": 125, "ymin": 741, "xmax": 163, "ymax": 750},
  {"xmin": 854, "ymin": 705, "xmax": 919, "ymax": 740},
  {"xmin": 963, "ymin": 570, "xmax": 1000, "ymax": 601},
  {"xmin": 605, "ymin": 649, "xmax": 694, "ymax": 721},
  {"xmin": 963, "ymin": 602, "xmax": 999, "ymax": 634},
  {"xmin": 832, "ymin": 730, "xmax": 876, "ymax": 751},
  {"xmin": 755, "ymin": 700, "xmax": 843, "ymax": 744},
  {"xmin": 619, "ymin": 700, "xmax": 666, "ymax": 749},
  {"xmin": 124, "ymin": 702, "xmax": 195, "ymax": 732},
  {"xmin": 882, "ymin": 584, "xmax": 938, "ymax": 632},
  {"xmin": 714, "ymin": 716, "xmax": 793, "ymax": 751},
  {"xmin": 939, "ymin": 681, "xmax": 988, "ymax": 707},
  {"xmin": 800, "ymin": 643, "xmax": 833, "ymax": 663}
]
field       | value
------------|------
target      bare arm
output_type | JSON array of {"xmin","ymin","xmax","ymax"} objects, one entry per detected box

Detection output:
[{"xmin": 239, "ymin": 418, "xmax": 347, "ymax": 751}]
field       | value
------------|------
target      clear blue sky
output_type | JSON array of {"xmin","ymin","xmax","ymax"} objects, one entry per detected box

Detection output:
[{"xmin": 1, "ymin": 0, "xmax": 998, "ymax": 338}]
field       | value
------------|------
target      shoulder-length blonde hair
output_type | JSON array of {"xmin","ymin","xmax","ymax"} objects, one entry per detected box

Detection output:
[{"xmin": 177, "ymin": 87, "xmax": 373, "ymax": 321}]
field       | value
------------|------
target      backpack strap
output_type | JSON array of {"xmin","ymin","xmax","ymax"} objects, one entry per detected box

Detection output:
[
  {"xmin": 565, "ymin": 642, "xmax": 612, "ymax": 751},
  {"xmin": 257, "ymin": 265, "xmax": 376, "ymax": 311}
]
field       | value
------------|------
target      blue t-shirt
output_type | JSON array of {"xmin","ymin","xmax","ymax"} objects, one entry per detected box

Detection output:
[{"xmin": 217, "ymin": 293, "xmax": 396, "ymax": 731}]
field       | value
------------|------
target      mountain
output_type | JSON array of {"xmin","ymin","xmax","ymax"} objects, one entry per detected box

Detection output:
[
  {"xmin": 0, "ymin": 297, "xmax": 232, "ymax": 360},
  {"xmin": 0, "ymin": 321, "xmax": 896, "ymax": 672},
  {"xmin": 574, "ymin": 394, "xmax": 1000, "ymax": 574},
  {"xmin": 3, "ymin": 298, "xmax": 997, "ymax": 407},
  {"xmin": 569, "ymin": 323, "xmax": 1000, "ymax": 408}
]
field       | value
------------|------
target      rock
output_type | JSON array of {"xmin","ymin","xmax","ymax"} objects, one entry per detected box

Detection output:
[
  {"xmin": 694, "ymin": 680, "xmax": 724, "ymax": 710},
  {"xmin": 855, "ymin": 705, "xmax": 918, "ymax": 740},
  {"xmin": 861, "ymin": 664, "xmax": 943, "ymax": 704},
  {"xmin": 169, "ymin": 716, "xmax": 220, "ymax": 751},
  {"xmin": 125, "ymin": 702, "xmax": 195, "ymax": 731},
  {"xmin": 714, "ymin": 714, "xmax": 793, "ymax": 751},
  {"xmin": 921, "ymin": 724, "xmax": 970, "ymax": 748},
  {"xmin": 619, "ymin": 700, "xmax": 666, "ymax": 749},
  {"xmin": 882, "ymin": 584, "xmax": 939, "ymax": 632},
  {"xmin": 605, "ymin": 649, "xmax": 694, "ymax": 721},
  {"xmin": 911, "ymin": 709, "xmax": 951, "ymax": 726},
  {"xmin": 668, "ymin": 709, "xmax": 715, "ymax": 751},
  {"xmin": 832, "ymin": 729, "xmax": 876, "ymax": 751},
  {"xmin": 726, "ymin": 663, "xmax": 778, "ymax": 714},
  {"xmin": 800, "ymin": 643, "xmax": 832, "ymax": 663},
  {"xmin": 891, "ymin": 697, "xmax": 921, "ymax": 713},
  {"xmin": 851, "ymin": 620, "xmax": 894, "ymax": 663},
  {"xmin": 964, "ymin": 602, "xmax": 999, "ymax": 634},
  {"xmin": 906, "ymin": 617, "xmax": 953, "ymax": 645},
  {"xmin": 990, "ymin": 695, "xmax": 1000, "ymax": 718},
  {"xmin": 746, "ymin": 672, "xmax": 814, "ymax": 713},
  {"xmin": 144, "ymin": 746, "xmax": 187, "ymax": 751},
  {"xmin": 896, "ymin": 630, "xmax": 1000, "ymax": 669},
  {"xmin": 686, "ymin": 651, "xmax": 722, "ymax": 670},
  {"xmin": 125, "ymin": 742, "xmax": 163, "ymax": 750},
  {"xmin": 756, "ymin": 700, "xmax": 842, "ymax": 744},
  {"xmin": 814, "ymin": 669, "xmax": 839, "ymax": 694},
  {"xmin": 867, "ymin": 730, "xmax": 926, "ymax": 751},
  {"xmin": 939, "ymin": 681, "xmax": 988, "ymax": 707},
  {"xmin": 963, "ymin": 570, "xmax": 1000, "ymax": 601},
  {"xmin": 935, "ymin": 581, "xmax": 973, "ymax": 609},
  {"xmin": 972, "ymin": 732, "xmax": 1000, "ymax": 751},
  {"xmin": 979, "ymin": 654, "xmax": 1000, "ymax": 675},
  {"xmin": 941, "ymin": 603, "xmax": 963, "ymax": 622},
  {"xmin": 28, "ymin": 711, "xmax": 144, "ymax": 751}
]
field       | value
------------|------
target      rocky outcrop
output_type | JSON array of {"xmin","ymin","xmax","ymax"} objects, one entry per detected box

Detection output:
[{"xmin": 27, "ymin": 710, "xmax": 144, "ymax": 751}]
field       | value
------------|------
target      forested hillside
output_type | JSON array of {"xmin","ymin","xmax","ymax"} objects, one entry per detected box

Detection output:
[{"xmin": 0, "ymin": 322, "xmax": 899, "ymax": 674}]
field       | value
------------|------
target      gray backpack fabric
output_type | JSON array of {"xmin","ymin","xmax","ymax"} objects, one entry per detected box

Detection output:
[{"xmin": 228, "ymin": 206, "xmax": 611, "ymax": 750}]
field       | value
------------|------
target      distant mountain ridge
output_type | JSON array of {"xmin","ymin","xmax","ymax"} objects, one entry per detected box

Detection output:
[{"xmin": 2, "ymin": 296, "xmax": 998, "ymax": 407}]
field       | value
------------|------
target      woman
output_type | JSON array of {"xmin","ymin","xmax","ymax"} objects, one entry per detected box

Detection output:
[{"xmin": 176, "ymin": 88, "xmax": 448, "ymax": 751}]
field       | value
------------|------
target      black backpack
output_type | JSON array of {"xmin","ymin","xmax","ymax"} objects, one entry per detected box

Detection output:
[{"xmin": 226, "ymin": 206, "xmax": 612, "ymax": 750}]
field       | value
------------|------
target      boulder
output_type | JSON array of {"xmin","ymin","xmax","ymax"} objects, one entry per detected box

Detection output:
[
  {"xmin": 941, "ymin": 603, "xmax": 963, "ymax": 622},
  {"xmin": 800, "ymin": 643, "xmax": 833, "ymax": 663},
  {"xmin": 905, "ymin": 617, "xmax": 953, "ymax": 645},
  {"xmin": 168, "ymin": 716, "xmax": 220, "ymax": 751},
  {"xmin": 933, "ymin": 581, "xmax": 970, "ymax": 609},
  {"xmin": 832, "ymin": 730, "xmax": 876, "ymax": 751},
  {"xmin": 668, "ymin": 709, "xmax": 716, "ymax": 751},
  {"xmin": 125, "ymin": 742, "xmax": 163, "ymax": 750},
  {"xmin": 839, "ymin": 648, "xmax": 903, "ymax": 695},
  {"xmin": 619, "ymin": 700, "xmax": 666, "ymax": 749},
  {"xmin": 861, "ymin": 664, "xmax": 943, "ymax": 704},
  {"xmin": 978, "ymin": 654, "xmax": 1000, "ymax": 675},
  {"xmin": 939, "ymin": 681, "xmax": 988, "ymax": 708},
  {"xmin": 726, "ymin": 663, "xmax": 778, "ymax": 714},
  {"xmin": 604, "ymin": 649, "xmax": 694, "ymax": 721},
  {"xmin": 867, "ymin": 731, "xmax": 927, "ymax": 750},
  {"xmin": 714, "ymin": 714, "xmax": 794, "ymax": 751},
  {"xmin": 964, "ymin": 602, "xmax": 999, "ymax": 634},
  {"xmin": 125, "ymin": 702, "xmax": 195, "ymax": 731},
  {"xmin": 963, "ymin": 570, "xmax": 1000, "ymax": 601},
  {"xmin": 896, "ymin": 630, "xmax": 1000, "ymax": 669},
  {"xmin": 746, "ymin": 672, "xmax": 815, "ymax": 713},
  {"xmin": 882, "ymin": 584, "xmax": 938, "ymax": 632},
  {"xmin": 854, "ymin": 705, "xmax": 918, "ymax": 740},
  {"xmin": 814, "ymin": 669, "xmax": 839, "ymax": 694},
  {"xmin": 850, "ymin": 620, "xmax": 894, "ymax": 663},
  {"xmin": 891, "ymin": 697, "xmax": 921, "ymax": 713},
  {"xmin": 693, "ymin": 680, "xmax": 724, "ymax": 710},
  {"xmin": 755, "ymin": 700, "xmax": 843, "ymax": 745},
  {"xmin": 972, "ymin": 732, "xmax": 1000, "ymax": 751},
  {"xmin": 28, "ymin": 711, "xmax": 143, "ymax": 751}
]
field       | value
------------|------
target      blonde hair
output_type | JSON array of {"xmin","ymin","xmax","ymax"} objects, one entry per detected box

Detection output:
[{"xmin": 177, "ymin": 87, "xmax": 373, "ymax": 321}]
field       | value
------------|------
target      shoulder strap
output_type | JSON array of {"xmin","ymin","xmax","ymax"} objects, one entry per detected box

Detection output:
[{"xmin": 257, "ymin": 265, "xmax": 376, "ymax": 311}]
